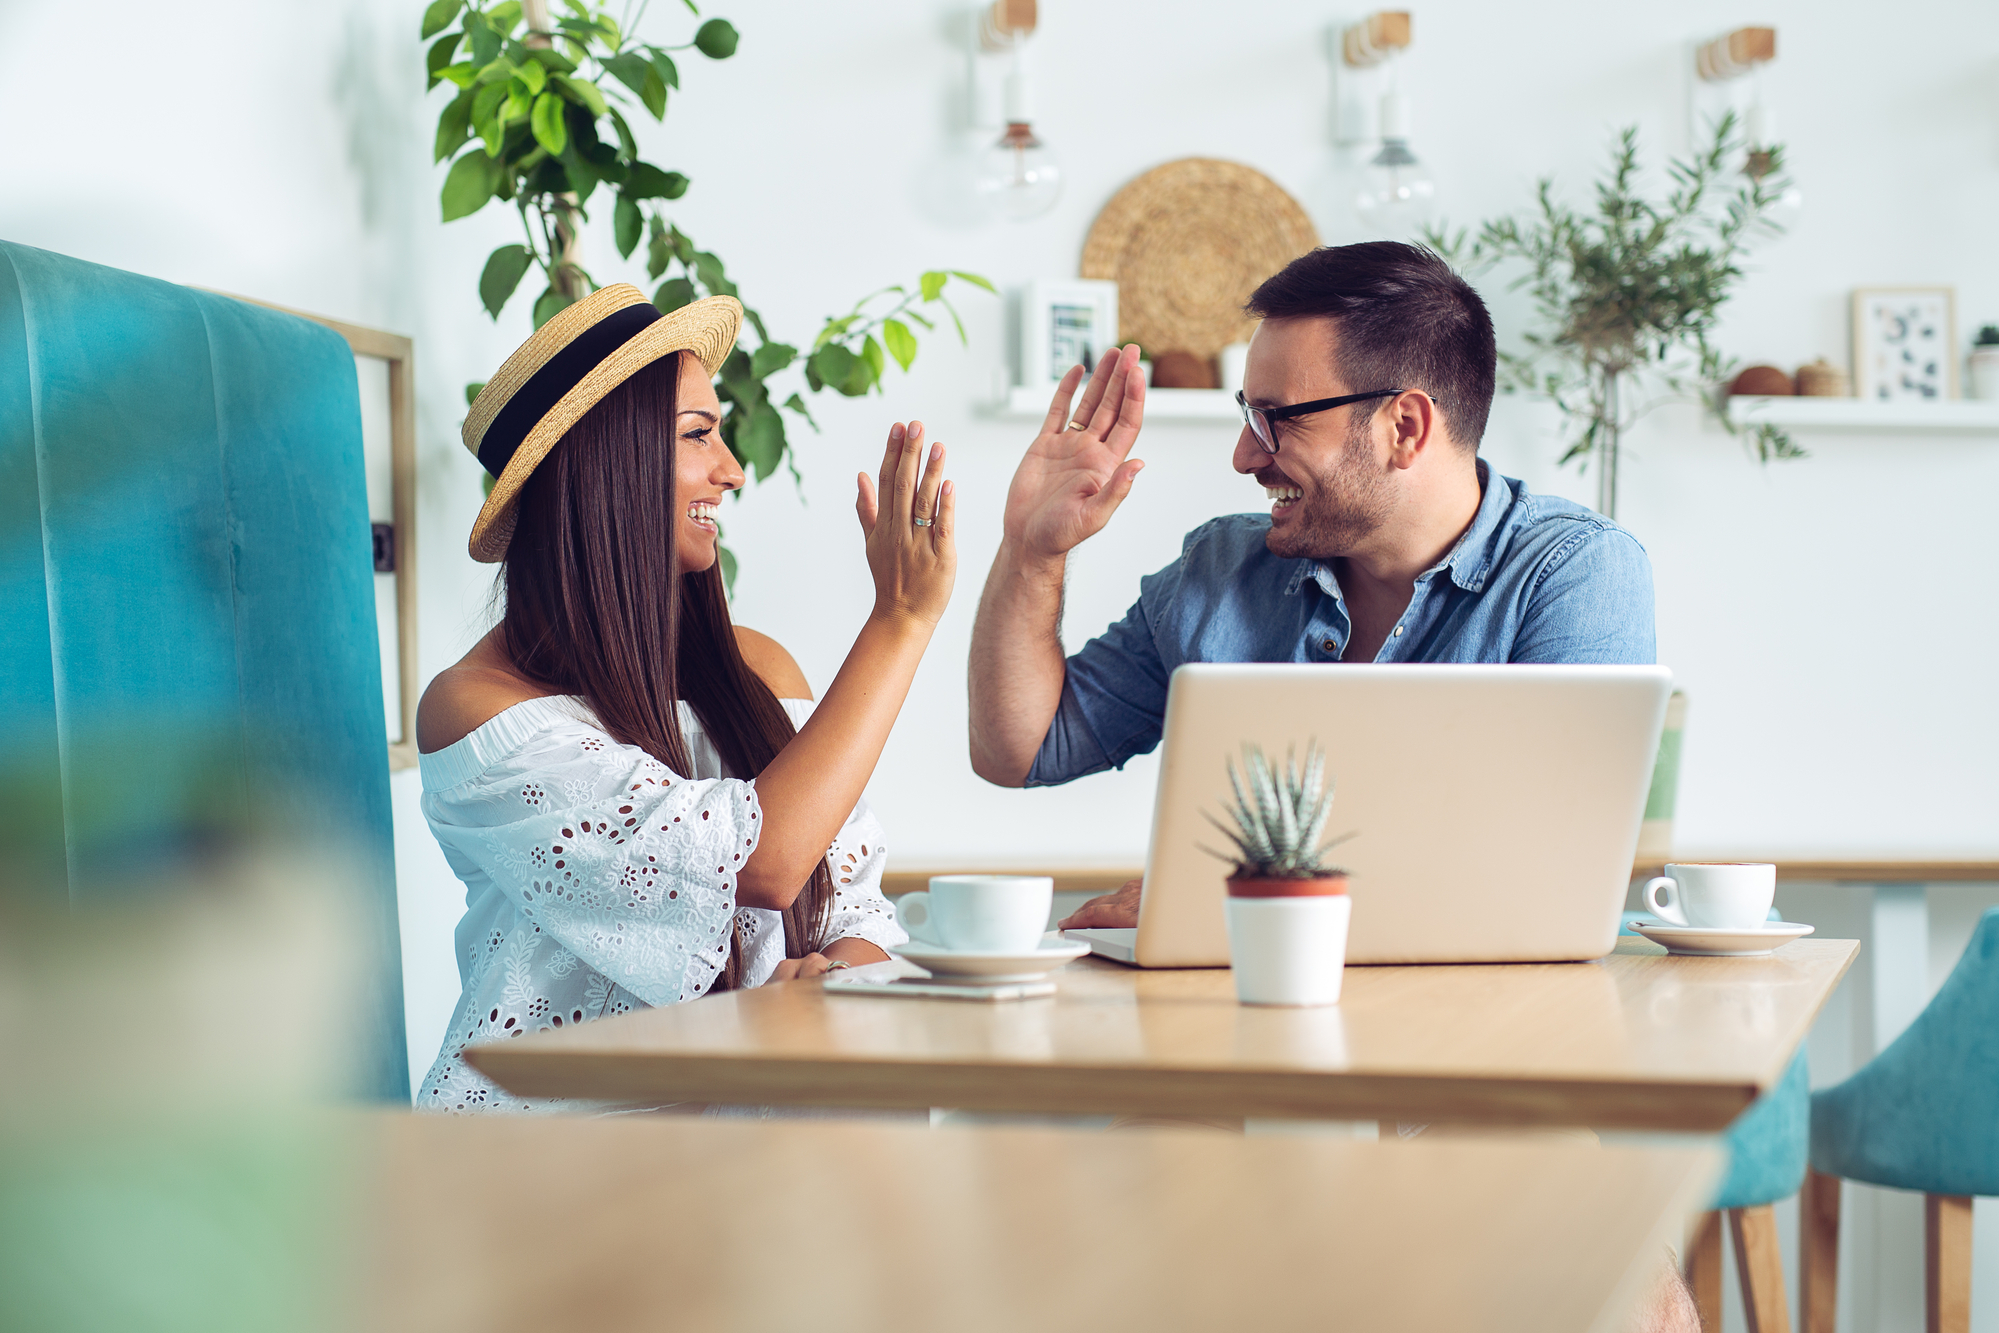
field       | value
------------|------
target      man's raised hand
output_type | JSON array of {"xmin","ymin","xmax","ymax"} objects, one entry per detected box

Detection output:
[{"xmin": 1001, "ymin": 344, "xmax": 1147, "ymax": 564}]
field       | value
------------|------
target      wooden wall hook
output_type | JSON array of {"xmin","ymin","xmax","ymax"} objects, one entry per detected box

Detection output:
[
  {"xmin": 978, "ymin": 0, "xmax": 1037, "ymax": 51},
  {"xmin": 1696, "ymin": 26, "xmax": 1776, "ymax": 81},
  {"xmin": 1342, "ymin": 11, "xmax": 1412, "ymax": 68}
]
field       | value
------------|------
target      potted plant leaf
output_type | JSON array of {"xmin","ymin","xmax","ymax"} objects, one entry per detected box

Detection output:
[
  {"xmin": 1204, "ymin": 741, "xmax": 1353, "ymax": 1006},
  {"xmin": 422, "ymin": 0, "xmax": 993, "ymax": 586}
]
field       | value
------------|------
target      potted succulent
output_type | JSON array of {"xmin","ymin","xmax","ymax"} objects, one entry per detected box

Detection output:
[
  {"xmin": 1204, "ymin": 742, "xmax": 1353, "ymax": 1006},
  {"xmin": 1969, "ymin": 326, "xmax": 1999, "ymax": 402}
]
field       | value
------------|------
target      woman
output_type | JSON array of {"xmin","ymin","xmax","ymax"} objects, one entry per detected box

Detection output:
[{"xmin": 414, "ymin": 286, "xmax": 955, "ymax": 1112}]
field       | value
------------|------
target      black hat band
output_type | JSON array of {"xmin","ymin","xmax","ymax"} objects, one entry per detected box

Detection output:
[{"xmin": 476, "ymin": 302, "xmax": 664, "ymax": 480}]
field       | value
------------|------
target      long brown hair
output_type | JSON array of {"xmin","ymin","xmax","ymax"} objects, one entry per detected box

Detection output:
[{"xmin": 498, "ymin": 352, "xmax": 834, "ymax": 990}]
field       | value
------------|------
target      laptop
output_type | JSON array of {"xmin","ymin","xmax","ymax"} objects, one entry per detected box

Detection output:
[{"xmin": 1065, "ymin": 664, "xmax": 1673, "ymax": 967}]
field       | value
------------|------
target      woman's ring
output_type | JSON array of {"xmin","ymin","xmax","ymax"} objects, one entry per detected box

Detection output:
[
  {"xmin": 1065, "ymin": 421, "xmax": 1090, "ymax": 432},
  {"xmin": 913, "ymin": 516, "xmax": 933, "ymax": 527}
]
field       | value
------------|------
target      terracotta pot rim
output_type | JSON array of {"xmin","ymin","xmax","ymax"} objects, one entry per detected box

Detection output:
[{"xmin": 1226, "ymin": 875, "xmax": 1349, "ymax": 898}]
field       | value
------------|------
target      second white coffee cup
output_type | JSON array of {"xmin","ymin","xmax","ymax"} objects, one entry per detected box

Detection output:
[
  {"xmin": 896, "ymin": 875, "xmax": 1053, "ymax": 953},
  {"xmin": 1644, "ymin": 862, "xmax": 1776, "ymax": 930}
]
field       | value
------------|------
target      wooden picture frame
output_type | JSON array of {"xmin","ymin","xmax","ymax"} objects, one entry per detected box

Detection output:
[
  {"xmin": 204, "ymin": 291, "xmax": 419, "ymax": 770},
  {"xmin": 1852, "ymin": 287, "xmax": 1957, "ymax": 402}
]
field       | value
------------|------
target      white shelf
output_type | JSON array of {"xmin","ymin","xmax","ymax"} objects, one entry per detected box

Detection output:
[
  {"xmin": 999, "ymin": 385, "xmax": 1239, "ymax": 422},
  {"xmin": 1727, "ymin": 396, "xmax": 1999, "ymax": 433}
]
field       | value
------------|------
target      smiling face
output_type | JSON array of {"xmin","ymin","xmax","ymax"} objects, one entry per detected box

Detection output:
[
  {"xmin": 671, "ymin": 352, "xmax": 743, "ymax": 573},
  {"xmin": 1233, "ymin": 317, "xmax": 1397, "ymax": 561}
]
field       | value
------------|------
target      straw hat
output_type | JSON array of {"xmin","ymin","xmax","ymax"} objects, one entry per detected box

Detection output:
[
  {"xmin": 1080, "ymin": 158, "xmax": 1318, "ymax": 359},
  {"xmin": 463, "ymin": 285, "xmax": 742, "ymax": 562}
]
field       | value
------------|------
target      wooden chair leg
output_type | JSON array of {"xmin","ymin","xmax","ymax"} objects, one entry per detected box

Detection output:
[
  {"xmin": 1926, "ymin": 1193, "xmax": 1973, "ymax": 1333},
  {"xmin": 1729, "ymin": 1204, "xmax": 1793, "ymax": 1333},
  {"xmin": 1801, "ymin": 1168, "xmax": 1841, "ymax": 1333},
  {"xmin": 1685, "ymin": 1210, "xmax": 1724, "ymax": 1333}
]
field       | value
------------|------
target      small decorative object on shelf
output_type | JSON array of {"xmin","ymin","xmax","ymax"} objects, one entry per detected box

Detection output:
[
  {"xmin": 1218, "ymin": 342, "xmax": 1251, "ymax": 394},
  {"xmin": 1968, "ymin": 326, "xmax": 1999, "ymax": 402},
  {"xmin": 1794, "ymin": 358, "xmax": 1848, "ymax": 397},
  {"xmin": 1018, "ymin": 279, "xmax": 1117, "ymax": 391},
  {"xmin": 1852, "ymin": 287, "xmax": 1956, "ymax": 401},
  {"xmin": 1729, "ymin": 365, "xmax": 1794, "ymax": 397},
  {"xmin": 1151, "ymin": 350, "xmax": 1217, "ymax": 390},
  {"xmin": 1205, "ymin": 742, "xmax": 1354, "ymax": 1007}
]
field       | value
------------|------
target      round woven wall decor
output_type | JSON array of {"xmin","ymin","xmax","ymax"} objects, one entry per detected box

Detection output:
[{"xmin": 1080, "ymin": 158, "xmax": 1319, "ymax": 360}]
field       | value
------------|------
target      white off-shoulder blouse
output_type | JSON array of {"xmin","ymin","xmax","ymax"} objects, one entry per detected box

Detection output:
[{"xmin": 415, "ymin": 695, "xmax": 903, "ymax": 1113}]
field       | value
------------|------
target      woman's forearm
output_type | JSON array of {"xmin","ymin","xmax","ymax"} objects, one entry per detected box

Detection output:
[
  {"xmin": 822, "ymin": 936, "xmax": 891, "ymax": 966},
  {"xmin": 734, "ymin": 609, "xmax": 935, "ymax": 908}
]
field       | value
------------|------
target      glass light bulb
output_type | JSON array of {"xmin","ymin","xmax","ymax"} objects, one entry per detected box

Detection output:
[
  {"xmin": 1355, "ymin": 138, "xmax": 1436, "ymax": 238},
  {"xmin": 975, "ymin": 122, "xmax": 1062, "ymax": 222}
]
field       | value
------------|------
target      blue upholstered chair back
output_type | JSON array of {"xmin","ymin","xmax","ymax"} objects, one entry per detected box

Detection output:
[
  {"xmin": 0, "ymin": 241, "xmax": 408, "ymax": 1101},
  {"xmin": 1811, "ymin": 907, "xmax": 1999, "ymax": 1196}
]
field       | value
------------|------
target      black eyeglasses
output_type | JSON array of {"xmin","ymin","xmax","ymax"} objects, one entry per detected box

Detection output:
[{"xmin": 1235, "ymin": 388, "xmax": 1408, "ymax": 454}]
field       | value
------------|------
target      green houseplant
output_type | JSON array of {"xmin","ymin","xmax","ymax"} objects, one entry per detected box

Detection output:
[
  {"xmin": 1426, "ymin": 114, "xmax": 1801, "ymax": 519},
  {"xmin": 422, "ymin": 0, "xmax": 990, "ymax": 579}
]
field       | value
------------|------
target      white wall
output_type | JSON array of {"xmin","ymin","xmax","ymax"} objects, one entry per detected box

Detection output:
[
  {"xmin": 9, "ymin": 0, "xmax": 1992, "ymax": 865},
  {"xmin": 5, "ymin": 3, "xmax": 1997, "ymax": 1324}
]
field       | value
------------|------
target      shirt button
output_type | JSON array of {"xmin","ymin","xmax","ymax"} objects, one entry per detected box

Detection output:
[
  {"xmin": 1392, "ymin": 626, "xmax": 1404, "ymax": 637},
  {"xmin": 1321, "ymin": 637, "xmax": 1338, "ymax": 654}
]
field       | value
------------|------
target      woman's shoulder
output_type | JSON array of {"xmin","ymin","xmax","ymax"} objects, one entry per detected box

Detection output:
[
  {"xmin": 418, "ymin": 637, "xmax": 560, "ymax": 754},
  {"xmin": 733, "ymin": 625, "xmax": 813, "ymax": 701}
]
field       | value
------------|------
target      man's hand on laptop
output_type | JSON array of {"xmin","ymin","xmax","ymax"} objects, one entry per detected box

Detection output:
[
  {"xmin": 1002, "ymin": 345, "xmax": 1148, "ymax": 564},
  {"xmin": 1057, "ymin": 878, "xmax": 1143, "ymax": 930}
]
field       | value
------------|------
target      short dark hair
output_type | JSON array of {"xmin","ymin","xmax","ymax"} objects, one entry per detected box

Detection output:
[{"xmin": 1246, "ymin": 242, "xmax": 1497, "ymax": 450}]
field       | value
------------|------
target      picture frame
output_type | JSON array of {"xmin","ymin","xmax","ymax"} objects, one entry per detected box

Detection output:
[
  {"xmin": 1852, "ymin": 287, "xmax": 1957, "ymax": 402},
  {"xmin": 1020, "ymin": 279, "xmax": 1118, "ymax": 390}
]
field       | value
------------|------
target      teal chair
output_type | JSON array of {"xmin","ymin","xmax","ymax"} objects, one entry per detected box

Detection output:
[
  {"xmin": 1801, "ymin": 907, "xmax": 1999, "ymax": 1333},
  {"xmin": 1623, "ymin": 912, "xmax": 1807, "ymax": 1332},
  {"xmin": 0, "ymin": 240, "xmax": 407, "ymax": 1100}
]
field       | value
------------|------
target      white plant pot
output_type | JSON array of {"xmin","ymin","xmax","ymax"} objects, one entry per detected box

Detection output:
[
  {"xmin": 1968, "ymin": 347, "xmax": 1999, "ymax": 402},
  {"xmin": 1225, "ymin": 890, "xmax": 1351, "ymax": 1006}
]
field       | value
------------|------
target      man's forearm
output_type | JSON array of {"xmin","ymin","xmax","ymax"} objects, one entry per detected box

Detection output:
[{"xmin": 967, "ymin": 543, "xmax": 1069, "ymax": 786}]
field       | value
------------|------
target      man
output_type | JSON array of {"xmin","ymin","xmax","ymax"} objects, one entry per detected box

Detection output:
[{"xmin": 968, "ymin": 242, "xmax": 1655, "ymax": 928}]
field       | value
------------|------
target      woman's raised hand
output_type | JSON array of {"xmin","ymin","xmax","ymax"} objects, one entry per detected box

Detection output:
[
  {"xmin": 742, "ymin": 423, "xmax": 954, "ymax": 908},
  {"xmin": 855, "ymin": 421, "xmax": 957, "ymax": 627}
]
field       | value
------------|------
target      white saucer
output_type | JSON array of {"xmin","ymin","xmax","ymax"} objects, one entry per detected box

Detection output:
[
  {"xmin": 1630, "ymin": 920, "xmax": 1815, "ymax": 957},
  {"xmin": 891, "ymin": 935, "xmax": 1090, "ymax": 982}
]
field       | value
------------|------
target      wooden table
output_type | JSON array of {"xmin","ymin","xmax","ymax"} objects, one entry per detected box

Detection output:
[
  {"xmin": 886, "ymin": 857, "xmax": 1997, "ymax": 1063},
  {"xmin": 882, "ymin": 859, "xmax": 1999, "ymax": 898},
  {"xmin": 469, "ymin": 937, "xmax": 1856, "ymax": 1130},
  {"xmin": 364, "ymin": 1111, "xmax": 1718, "ymax": 1333}
]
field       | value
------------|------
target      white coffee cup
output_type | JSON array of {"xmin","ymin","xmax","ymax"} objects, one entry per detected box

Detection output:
[
  {"xmin": 1643, "ymin": 862, "xmax": 1776, "ymax": 930},
  {"xmin": 896, "ymin": 875, "xmax": 1053, "ymax": 953}
]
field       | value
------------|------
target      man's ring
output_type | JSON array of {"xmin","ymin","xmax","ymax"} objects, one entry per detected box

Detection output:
[{"xmin": 913, "ymin": 516, "xmax": 933, "ymax": 527}]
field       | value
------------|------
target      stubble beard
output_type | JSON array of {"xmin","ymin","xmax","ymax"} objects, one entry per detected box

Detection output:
[{"xmin": 1263, "ymin": 420, "xmax": 1394, "ymax": 561}]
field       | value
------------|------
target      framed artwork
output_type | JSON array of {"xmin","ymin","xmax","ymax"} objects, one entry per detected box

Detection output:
[
  {"xmin": 1020, "ymin": 279, "xmax": 1118, "ymax": 389},
  {"xmin": 1852, "ymin": 287, "xmax": 1957, "ymax": 401}
]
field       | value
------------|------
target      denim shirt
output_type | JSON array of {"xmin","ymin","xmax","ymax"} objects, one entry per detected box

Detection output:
[{"xmin": 1025, "ymin": 460, "xmax": 1656, "ymax": 787}]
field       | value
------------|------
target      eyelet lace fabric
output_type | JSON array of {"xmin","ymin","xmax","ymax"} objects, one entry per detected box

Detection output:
[{"xmin": 416, "ymin": 695, "xmax": 903, "ymax": 1114}]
